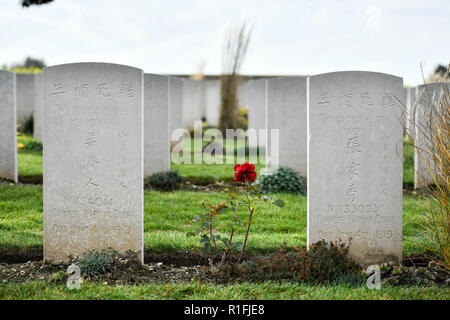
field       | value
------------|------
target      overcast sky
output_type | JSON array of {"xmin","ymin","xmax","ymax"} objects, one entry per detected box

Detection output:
[{"xmin": 1, "ymin": 0, "xmax": 449, "ymax": 86}]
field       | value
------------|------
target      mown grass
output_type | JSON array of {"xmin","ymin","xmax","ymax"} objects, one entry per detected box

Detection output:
[
  {"xmin": 0, "ymin": 185, "xmax": 429, "ymax": 256},
  {"xmin": 17, "ymin": 135, "xmax": 414, "ymax": 185},
  {"xmin": 0, "ymin": 281, "xmax": 448, "ymax": 300}
]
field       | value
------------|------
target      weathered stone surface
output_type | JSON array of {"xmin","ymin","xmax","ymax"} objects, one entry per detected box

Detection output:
[
  {"xmin": 414, "ymin": 82, "xmax": 449, "ymax": 189},
  {"xmin": 182, "ymin": 78, "xmax": 204, "ymax": 128},
  {"xmin": 144, "ymin": 74, "xmax": 170, "ymax": 177},
  {"xmin": 0, "ymin": 71, "xmax": 18, "ymax": 183},
  {"xmin": 204, "ymin": 80, "xmax": 220, "ymax": 126},
  {"xmin": 247, "ymin": 79, "xmax": 267, "ymax": 147},
  {"xmin": 307, "ymin": 71, "xmax": 403, "ymax": 266},
  {"xmin": 169, "ymin": 76, "xmax": 183, "ymax": 135},
  {"xmin": 267, "ymin": 77, "xmax": 307, "ymax": 175},
  {"xmin": 16, "ymin": 73, "xmax": 36, "ymax": 126},
  {"xmin": 33, "ymin": 73, "xmax": 43, "ymax": 142},
  {"xmin": 43, "ymin": 63, "xmax": 144, "ymax": 264},
  {"xmin": 404, "ymin": 87, "xmax": 416, "ymax": 137}
]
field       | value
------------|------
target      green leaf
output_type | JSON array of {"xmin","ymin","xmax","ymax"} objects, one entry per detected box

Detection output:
[
  {"xmin": 272, "ymin": 199, "xmax": 285, "ymax": 208},
  {"xmin": 186, "ymin": 231, "xmax": 197, "ymax": 237}
]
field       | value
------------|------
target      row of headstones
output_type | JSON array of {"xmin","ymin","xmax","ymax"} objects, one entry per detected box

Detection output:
[
  {"xmin": 0, "ymin": 63, "xmax": 446, "ymax": 267},
  {"xmin": 246, "ymin": 77, "xmax": 449, "ymax": 189}
]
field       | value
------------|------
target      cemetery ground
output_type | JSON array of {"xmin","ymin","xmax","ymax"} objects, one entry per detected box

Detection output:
[{"xmin": 0, "ymin": 134, "xmax": 448, "ymax": 300}]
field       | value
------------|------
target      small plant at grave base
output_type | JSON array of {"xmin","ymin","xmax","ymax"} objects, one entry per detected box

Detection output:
[
  {"xmin": 254, "ymin": 166, "xmax": 306, "ymax": 195},
  {"xmin": 78, "ymin": 249, "xmax": 115, "ymax": 277},
  {"xmin": 144, "ymin": 170, "xmax": 182, "ymax": 191},
  {"xmin": 238, "ymin": 240, "xmax": 362, "ymax": 284},
  {"xmin": 187, "ymin": 162, "xmax": 285, "ymax": 270}
]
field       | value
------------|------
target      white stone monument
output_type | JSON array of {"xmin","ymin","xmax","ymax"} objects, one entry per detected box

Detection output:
[
  {"xmin": 267, "ymin": 77, "xmax": 307, "ymax": 175},
  {"xmin": 0, "ymin": 71, "xmax": 18, "ymax": 183},
  {"xmin": 16, "ymin": 73, "xmax": 36, "ymax": 126},
  {"xmin": 182, "ymin": 78, "xmax": 204, "ymax": 128},
  {"xmin": 307, "ymin": 71, "xmax": 403, "ymax": 266},
  {"xmin": 247, "ymin": 79, "xmax": 267, "ymax": 147},
  {"xmin": 204, "ymin": 80, "xmax": 221, "ymax": 127},
  {"xmin": 43, "ymin": 62, "xmax": 144, "ymax": 264},
  {"xmin": 33, "ymin": 73, "xmax": 43, "ymax": 142},
  {"xmin": 414, "ymin": 82, "xmax": 449, "ymax": 189},
  {"xmin": 169, "ymin": 76, "xmax": 183, "ymax": 135},
  {"xmin": 144, "ymin": 74, "xmax": 170, "ymax": 177}
]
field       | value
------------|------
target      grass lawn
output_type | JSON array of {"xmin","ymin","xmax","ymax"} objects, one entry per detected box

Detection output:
[
  {"xmin": 1, "ymin": 281, "xmax": 448, "ymax": 300},
  {"xmin": 1, "ymin": 134, "xmax": 447, "ymax": 300}
]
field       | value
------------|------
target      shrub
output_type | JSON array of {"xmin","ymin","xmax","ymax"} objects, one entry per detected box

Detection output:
[
  {"xmin": 23, "ymin": 114, "xmax": 33, "ymax": 135},
  {"xmin": 238, "ymin": 240, "xmax": 361, "ymax": 284},
  {"xmin": 78, "ymin": 249, "xmax": 115, "ymax": 277},
  {"xmin": 254, "ymin": 166, "xmax": 306, "ymax": 194},
  {"xmin": 19, "ymin": 138, "xmax": 42, "ymax": 152},
  {"xmin": 145, "ymin": 170, "xmax": 182, "ymax": 191}
]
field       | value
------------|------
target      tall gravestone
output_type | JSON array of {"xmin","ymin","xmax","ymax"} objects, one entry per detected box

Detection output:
[
  {"xmin": 308, "ymin": 71, "xmax": 403, "ymax": 266},
  {"xmin": 404, "ymin": 87, "xmax": 416, "ymax": 138},
  {"xmin": 267, "ymin": 77, "xmax": 307, "ymax": 175},
  {"xmin": 182, "ymin": 78, "xmax": 204, "ymax": 128},
  {"xmin": 247, "ymin": 79, "xmax": 267, "ymax": 148},
  {"xmin": 0, "ymin": 71, "xmax": 18, "ymax": 183},
  {"xmin": 204, "ymin": 80, "xmax": 220, "ymax": 126},
  {"xmin": 43, "ymin": 63, "xmax": 144, "ymax": 264},
  {"xmin": 169, "ymin": 76, "xmax": 183, "ymax": 135},
  {"xmin": 144, "ymin": 74, "xmax": 170, "ymax": 177},
  {"xmin": 414, "ymin": 82, "xmax": 449, "ymax": 189},
  {"xmin": 33, "ymin": 73, "xmax": 44, "ymax": 142},
  {"xmin": 16, "ymin": 73, "xmax": 36, "ymax": 126}
]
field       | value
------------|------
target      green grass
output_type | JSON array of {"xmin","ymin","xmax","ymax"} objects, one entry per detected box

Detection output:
[
  {"xmin": 0, "ymin": 281, "xmax": 448, "ymax": 300},
  {"xmin": 0, "ymin": 185, "xmax": 429, "ymax": 256},
  {"xmin": 16, "ymin": 135, "xmax": 414, "ymax": 185},
  {"xmin": 3, "ymin": 134, "xmax": 444, "ymax": 300}
]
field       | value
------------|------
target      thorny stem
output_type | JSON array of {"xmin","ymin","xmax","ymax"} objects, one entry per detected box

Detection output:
[
  {"xmin": 237, "ymin": 180, "xmax": 254, "ymax": 265},
  {"xmin": 218, "ymin": 227, "xmax": 234, "ymax": 269}
]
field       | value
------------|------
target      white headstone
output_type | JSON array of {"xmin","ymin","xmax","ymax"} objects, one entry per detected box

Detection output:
[
  {"xmin": 169, "ymin": 76, "xmax": 183, "ymax": 135},
  {"xmin": 16, "ymin": 73, "xmax": 36, "ymax": 126},
  {"xmin": 404, "ymin": 87, "xmax": 416, "ymax": 138},
  {"xmin": 33, "ymin": 73, "xmax": 43, "ymax": 142},
  {"xmin": 247, "ymin": 79, "xmax": 267, "ymax": 147},
  {"xmin": 414, "ymin": 82, "xmax": 449, "ymax": 189},
  {"xmin": 0, "ymin": 71, "xmax": 18, "ymax": 183},
  {"xmin": 267, "ymin": 77, "xmax": 307, "ymax": 175},
  {"xmin": 204, "ymin": 80, "xmax": 221, "ymax": 126},
  {"xmin": 144, "ymin": 74, "xmax": 170, "ymax": 177},
  {"xmin": 182, "ymin": 78, "xmax": 204, "ymax": 128},
  {"xmin": 43, "ymin": 63, "xmax": 144, "ymax": 264},
  {"xmin": 307, "ymin": 71, "xmax": 403, "ymax": 266}
]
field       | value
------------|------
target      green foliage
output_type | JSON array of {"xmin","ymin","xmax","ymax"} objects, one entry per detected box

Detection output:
[
  {"xmin": 78, "ymin": 249, "xmax": 115, "ymax": 277},
  {"xmin": 380, "ymin": 262, "xmax": 449, "ymax": 287},
  {"xmin": 22, "ymin": 114, "xmax": 34, "ymax": 135},
  {"xmin": 255, "ymin": 166, "xmax": 306, "ymax": 195},
  {"xmin": 144, "ymin": 171, "xmax": 182, "ymax": 191},
  {"xmin": 239, "ymin": 240, "xmax": 361, "ymax": 284},
  {"xmin": 18, "ymin": 135, "xmax": 42, "ymax": 153}
]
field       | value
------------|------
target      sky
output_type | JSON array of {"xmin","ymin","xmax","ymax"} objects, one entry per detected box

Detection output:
[{"xmin": 0, "ymin": 0, "xmax": 449, "ymax": 86}]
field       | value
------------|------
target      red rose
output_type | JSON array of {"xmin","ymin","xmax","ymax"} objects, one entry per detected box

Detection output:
[{"xmin": 234, "ymin": 162, "xmax": 257, "ymax": 183}]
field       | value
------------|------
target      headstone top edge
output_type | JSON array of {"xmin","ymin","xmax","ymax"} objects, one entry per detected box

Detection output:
[
  {"xmin": 308, "ymin": 71, "xmax": 403, "ymax": 81},
  {"xmin": 43, "ymin": 62, "xmax": 143, "ymax": 73}
]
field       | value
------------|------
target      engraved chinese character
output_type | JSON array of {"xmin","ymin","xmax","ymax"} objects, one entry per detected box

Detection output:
[
  {"xmin": 345, "ymin": 184, "xmax": 357, "ymax": 204},
  {"xmin": 74, "ymin": 84, "xmax": 88, "ymax": 98},
  {"xmin": 317, "ymin": 90, "xmax": 330, "ymax": 104},
  {"xmin": 360, "ymin": 92, "xmax": 373, "ymax": 106},
  {"xmin": 96, "ymin": 83, "xmax": 110, "ymax": 97},
  {"xmin": 85, "ymin": 131, "xmax": 97, "ymax": 149},
  {"xmin": 51, "ymin": 81, "xmax": 65, "ymax": 95},
  {"xmin": 345, "ymin": 161, "xmax": 360, "ymax": 180},
  {"xmin": 344, "ymin": 136, "xmax": 362, "ymax": 154},
  {"xmin": 119, "ymin": 84, "xmax": 134, "ymax": 98},
  {"xmin": 84, "ymin": 178, "xmax": 99, "ymax": 188},
  {"xmin": 380, "ymin": 93, "xmax": 395, "ymax": 106},
  {"xmin": 337, "ymin": 90, "xmax": 352, "ymax": 109}
]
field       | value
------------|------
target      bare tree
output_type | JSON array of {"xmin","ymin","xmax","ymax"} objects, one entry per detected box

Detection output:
[{"xmin": 219, "ymin": 22, "xmax": 251, "ymax": 133}]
